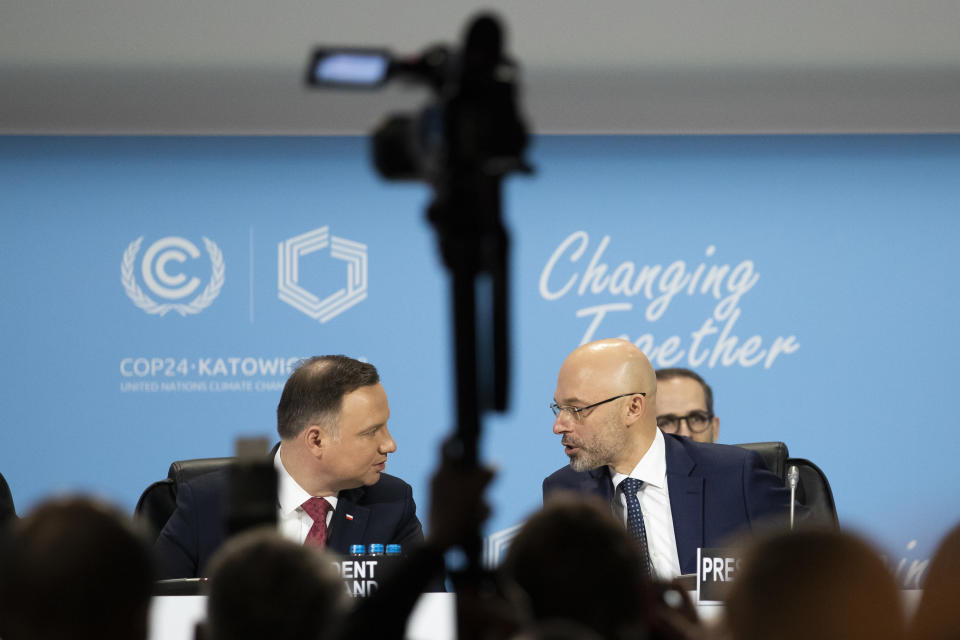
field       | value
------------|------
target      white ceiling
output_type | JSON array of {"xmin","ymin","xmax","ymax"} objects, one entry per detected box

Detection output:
[{"xmin": 2, "ymin": 0, "xmax": 959, "ymax": 134}]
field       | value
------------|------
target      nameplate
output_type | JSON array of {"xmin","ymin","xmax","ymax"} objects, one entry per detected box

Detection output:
[
  {"xmin": 331, "ymin": 555, "xmax": 403, "ymax": 597},
  {"xmin": 696, "ymin": 547, "xmax": 741, "ymax": 603}
]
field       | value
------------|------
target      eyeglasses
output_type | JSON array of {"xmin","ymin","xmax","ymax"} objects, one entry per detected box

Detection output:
[
  {"xmin": 657, "ymin": 410, "xmax": 713, "ymax": 434},
  {"xmin": 550, "ymin": 393, "xmax": 646, "ymax": 423}
]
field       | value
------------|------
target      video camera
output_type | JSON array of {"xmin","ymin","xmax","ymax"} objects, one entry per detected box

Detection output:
[
  {"xmin": 304, "ymin": 16, "xmax": 531, "ymax": 592},
  {"xmin": 305, "ymin": 13, "xmax": 531, "ymax": 188}
]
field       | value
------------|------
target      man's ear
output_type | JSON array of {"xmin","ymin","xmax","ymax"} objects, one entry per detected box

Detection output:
[
  {"xmin": 624, "ymin": 393, "xmax": 646, "ymax": 426},
  {"xmin": 303, "ymin": 425, "xmax": 326, "ymax": 457},
  {"xmin": 712, "ymin": 416, "xmax": 720, "ymax": 442}
]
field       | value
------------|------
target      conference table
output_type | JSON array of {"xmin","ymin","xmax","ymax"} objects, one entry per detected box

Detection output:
[{"xmin": 150, "ymin": 589, "xmax": 922, "ymax": 640}]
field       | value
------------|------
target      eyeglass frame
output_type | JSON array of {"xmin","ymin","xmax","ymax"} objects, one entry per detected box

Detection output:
[
  {"xmin": 656, "ymin": 410, "xmax": 714, "ymax": 434},
  {"xmin": 550, "ymin": 392, "xmax": 646, "ymax": 422}
]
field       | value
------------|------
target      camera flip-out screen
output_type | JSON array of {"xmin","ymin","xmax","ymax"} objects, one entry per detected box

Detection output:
[{"xmin": 307, "ymin": 49, "xmax": 392, "ymax": 88}]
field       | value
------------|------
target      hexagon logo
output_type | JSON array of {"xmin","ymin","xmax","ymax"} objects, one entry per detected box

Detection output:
[
  {"xmin": 483, "ymin": 523, "xmax": 524, "ymax": 568},
  {"xmin": 277, "ymin": 226, "xmax": 368, "ymax": 323}
]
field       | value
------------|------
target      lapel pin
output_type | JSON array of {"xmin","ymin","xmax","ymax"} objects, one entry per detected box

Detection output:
[{"xmin": 345, "ymin": 514, "xmax": 354, "ymax": 521}]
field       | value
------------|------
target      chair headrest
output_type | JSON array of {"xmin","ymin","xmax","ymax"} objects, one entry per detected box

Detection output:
[
  {"xmin": 735, "ymin": 441, "xmax": 790, "ymax": 479},
  {"xmin": 166, "ymin": 457, "xmax": 233, "ymax": 484}
]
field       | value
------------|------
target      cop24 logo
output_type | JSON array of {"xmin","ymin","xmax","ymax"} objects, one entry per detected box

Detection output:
[
  {"xmin": 121, "ymin": 236, "xmax": 225, "ymax": 316},
  {"xmin": 277, "ymin": 226, "xmax": 367, "ymax": 323}
]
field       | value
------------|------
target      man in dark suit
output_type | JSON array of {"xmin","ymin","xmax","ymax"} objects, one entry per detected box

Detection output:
[
  {"xmin": 543, "ymin": 339, "xmax": 791, "ymax": 578},
  {"xmin": 156, "ymin": 355, "xmax": 425, "ymax": 579}
]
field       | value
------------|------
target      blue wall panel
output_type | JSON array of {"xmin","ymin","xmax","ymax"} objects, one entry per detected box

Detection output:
[{"xmin": 1, "ymin": 134, "xmax": 956, "ymax": 582}]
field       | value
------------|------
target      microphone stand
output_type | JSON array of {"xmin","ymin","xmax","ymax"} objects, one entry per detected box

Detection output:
[{"xmin": 787, "ymin": 465, "xmax": 799, "ymax": 529}]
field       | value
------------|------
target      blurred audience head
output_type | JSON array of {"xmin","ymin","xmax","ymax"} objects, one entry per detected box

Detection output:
[
  {"xmin": 500, "ymin": 494, "xmax": 652, "ymax": 639},
  {"xmin": 724, "ymin": 529, "xmax": 904, "ymax": 640},
  {"xmin": 199, "ymin": 527, "xmax": 345, "ymax": 640},
  {"xmin": 909, "ymin": 523, "xmax": 960, "ymax": 640},
  {"xmin": 509, "ymin": 619, "xmax": 605, "ymax": 640},
  {"xmin": 0, "ymin": 496, "xmax": 154, "ymax": 640}
]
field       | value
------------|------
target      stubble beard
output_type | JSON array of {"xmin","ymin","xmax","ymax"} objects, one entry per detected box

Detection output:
[{"xmin": 567, "ymin": 415, "xmax": 626, "ymax": 472}]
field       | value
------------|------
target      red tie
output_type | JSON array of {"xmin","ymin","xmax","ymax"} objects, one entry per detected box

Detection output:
[{"xmin": 301, "ymin": 497, "xmax": 333, "ymax": 547}]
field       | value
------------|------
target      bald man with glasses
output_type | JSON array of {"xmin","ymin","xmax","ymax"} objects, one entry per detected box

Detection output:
[{"xmin": 543, "ymin": 339, "xmax": 791, "ymax": 579}]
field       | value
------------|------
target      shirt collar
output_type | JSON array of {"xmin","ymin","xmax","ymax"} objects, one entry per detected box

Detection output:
[
  {"xmin": 610, "ymin": 427, "xmax": 667, "ymax": 490},
  {"xmin": 275, "ymin": 446, "xmax": 338, "ymax": 516}
]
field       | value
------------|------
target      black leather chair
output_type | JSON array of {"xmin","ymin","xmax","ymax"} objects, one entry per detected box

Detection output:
[
  {"xmin": 135, "ymin": 457, "xmax": 233, "ymax": 542},
  {"xmin": 785, "ymin": 457, "xmax": 838, "ymax": 528},
  {"xmin": 736, "ymin": 441, "xmax": 790, "ymax": 479},
  {"xmin": 735, "ymin": 441, "xmax": 838, "ymax": 528},
  {"xmin": 1, "ymin": 471, "xmax": 16, "ymax": 526}
]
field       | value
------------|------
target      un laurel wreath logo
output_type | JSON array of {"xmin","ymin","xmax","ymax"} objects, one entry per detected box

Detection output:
[{"xmin": 121, "ymin": 236, "xmax": 225, "ymax": 316}]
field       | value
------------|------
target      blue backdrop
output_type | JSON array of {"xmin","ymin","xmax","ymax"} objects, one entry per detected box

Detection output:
[{"xmin": 1, "ymin": 134, "xmax": 956, "ymax": 585}]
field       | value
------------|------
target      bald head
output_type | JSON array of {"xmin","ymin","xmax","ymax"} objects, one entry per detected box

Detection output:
[
  {"xmin": 553, "ymin": 339, "xmax": 659, "ymax": 473},
  {"xmin": 560, "ymin": 339, "xmax": 657, "ymax": 403}
]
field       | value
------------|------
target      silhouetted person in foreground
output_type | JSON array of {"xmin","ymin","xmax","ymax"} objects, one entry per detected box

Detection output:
[
  {"xmin": 508, "ymin": 620, "xmax": 606, "ymax": 640},
  {"xmin": 500, "ymin": 495, "xmax": 654, "ymax": 640},
  {"xmin": 336, "ymin": 459, "xmax": 498, "ymax": 639},
  {"xmin": 0, "ymin": 496, "xmax": 154, "ymax": 640},
  {"xmin": 909, "ymin": 523, "xmax": 960, "ymax": 640},
  {"xmin": 723, "ymin": 529, "xmax": 905, "ymax": 640},
  {"xmin": 197, "ymin": 527, "xmax": 345, "ymax": 640}
]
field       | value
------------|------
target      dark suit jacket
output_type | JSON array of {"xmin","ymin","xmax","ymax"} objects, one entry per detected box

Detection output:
[
  {"xmin": 542, "ymin": 433, "xmax": 791, "ymax": 575},
  {"xmin": 155, "ymin": 468, "xmax": 425, "ymax": 579}
]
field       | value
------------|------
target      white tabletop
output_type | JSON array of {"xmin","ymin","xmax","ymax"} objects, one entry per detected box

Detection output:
[{"xmin": 149, "ymin": 592, "xmax": 456, "ymax": 640}]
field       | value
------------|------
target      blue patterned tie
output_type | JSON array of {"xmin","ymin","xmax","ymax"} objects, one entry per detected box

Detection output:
[{"xmin": 620, "ymin": 477, "xmax": 653, "ymax": 579}]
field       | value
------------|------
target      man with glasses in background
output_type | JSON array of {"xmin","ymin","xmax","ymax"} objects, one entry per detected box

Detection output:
[
  {"xmin": 655, "ymin": 368, "xmax": 719, "ymax": 443},
  {"xmin": 542, "ymin": 339, "xmax": 791, "ymax": 579}
]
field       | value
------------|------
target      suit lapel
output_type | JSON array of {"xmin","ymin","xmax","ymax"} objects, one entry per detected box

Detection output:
[
  {"xmin": 327, "ymin": 488, "xmax": 370, "ymax": 555},
  {"xmin": 665, "ymin": 435, "xmax": 704, "ymax": 575}
]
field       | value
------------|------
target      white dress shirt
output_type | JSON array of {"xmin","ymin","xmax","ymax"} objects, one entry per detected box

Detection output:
[
  {"xmin": 610, "ymin": 428, "xmax": 683, "ymax": 580},
  {"xmin": 275, "ymin": 447, "xmax": 338, "ymax": 544}
]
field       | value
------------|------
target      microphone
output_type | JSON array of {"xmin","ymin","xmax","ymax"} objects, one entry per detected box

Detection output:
[{"xmin": 786, "ymin": 465, "xmax": 799, "ymax": 530}]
